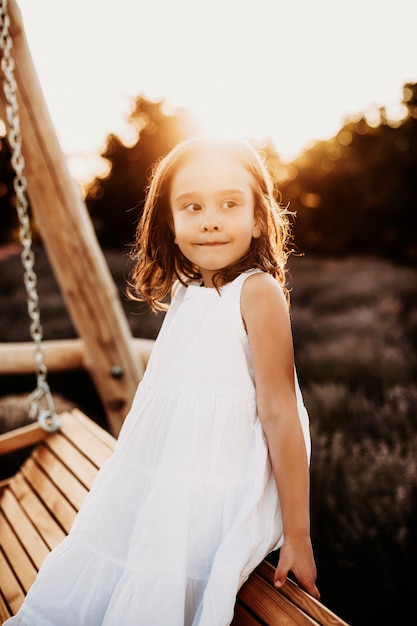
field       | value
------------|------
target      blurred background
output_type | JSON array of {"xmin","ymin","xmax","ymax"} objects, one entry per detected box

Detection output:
[{"xmin": 1, "ymin": 1, "xmax": 417, "ymax": 625}]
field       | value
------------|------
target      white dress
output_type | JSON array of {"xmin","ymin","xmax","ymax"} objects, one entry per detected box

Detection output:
[{"xmin": 6, "ymin": 271, "xmax": 310, "ymax": 626}]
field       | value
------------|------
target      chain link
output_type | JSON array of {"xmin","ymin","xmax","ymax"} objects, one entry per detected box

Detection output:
[{"xmin": 0, "ymin": 0, "xmax": 59, "ymax": 432}]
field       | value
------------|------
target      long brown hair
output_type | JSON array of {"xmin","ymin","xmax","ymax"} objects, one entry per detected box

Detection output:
[{"xmin": 129, "ymin": 137, "xmax": 292, "ymax": 311}]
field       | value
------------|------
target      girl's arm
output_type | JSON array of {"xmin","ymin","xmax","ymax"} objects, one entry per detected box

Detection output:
[{"xmin": 241, "ymin": 272, "xmax": 320, "ymax": 599}]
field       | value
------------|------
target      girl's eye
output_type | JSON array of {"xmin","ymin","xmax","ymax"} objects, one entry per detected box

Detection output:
[
  {"xmin": 184, "ymin": 203, "xmax": 202, "ymax": 212},
  {"xmin": 221, "ymin": 200, "xmax": 237, "ymax": 209}
]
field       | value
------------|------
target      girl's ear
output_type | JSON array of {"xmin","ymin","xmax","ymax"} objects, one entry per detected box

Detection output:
[{"xmin": 252, "ymin": 221, "xmax": 261, "ymax": 239}]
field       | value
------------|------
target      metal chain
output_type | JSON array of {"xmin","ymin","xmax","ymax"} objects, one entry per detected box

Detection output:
[{"xmin": 0, "ymin": 0, "xmax": 59, "ymax": 432}]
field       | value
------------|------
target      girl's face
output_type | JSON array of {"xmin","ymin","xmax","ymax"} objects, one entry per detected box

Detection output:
[{"xmin": 169, "ymin": 146, "xmax": 261, "ymax": 287}]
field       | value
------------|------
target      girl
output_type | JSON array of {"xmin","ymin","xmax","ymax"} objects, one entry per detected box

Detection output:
[{"xmin": 6, "ymin": 137, "xmax": 319, "ymax": 626}]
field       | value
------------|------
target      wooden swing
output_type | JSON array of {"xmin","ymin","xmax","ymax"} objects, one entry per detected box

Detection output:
[{"xmin": 0, "ymin": 2, "xmax": 349, "ymax": 624}]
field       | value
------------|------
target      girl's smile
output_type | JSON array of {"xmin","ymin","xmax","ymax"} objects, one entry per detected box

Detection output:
[{"xmin": 170, "ymin": 146, "xmax": 260, "ymax": 287}]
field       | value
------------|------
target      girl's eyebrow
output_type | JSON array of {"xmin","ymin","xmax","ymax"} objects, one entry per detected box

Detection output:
[{"xmin": 173, "ymin": 189, "xmax": 246, "ymax": 203}]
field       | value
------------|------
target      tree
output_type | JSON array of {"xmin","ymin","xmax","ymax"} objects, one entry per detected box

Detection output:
[
  {"xmin": 85, "ymin": 96, "xmax": 198, "ymax": 249},
  {"xmin": 275, "ymin": 83, "xmax": 417, "ymax": 263}
]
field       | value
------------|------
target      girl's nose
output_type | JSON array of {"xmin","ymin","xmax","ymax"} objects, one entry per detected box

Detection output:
[
  {"xmin": 200, "ymin": 210, "xmax": 220, "ymax": 232},
  {"xmin": 201, "ymin": 221, "xmax": 220, "ymax": 232}
]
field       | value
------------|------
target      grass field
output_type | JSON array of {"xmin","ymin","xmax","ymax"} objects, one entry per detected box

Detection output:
[{"xmin": 1, "ymin": 245, "xmax": 416, "ymax": 625}]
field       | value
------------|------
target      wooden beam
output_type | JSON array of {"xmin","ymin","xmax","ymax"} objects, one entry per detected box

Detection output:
[
  {"xmin": 0, "ymin": 338, "xmax": 154, "ymax": 375},
  {"xmin": 0, "ymin": 1, "xmax": 142, "ymax": 436},
  {"xmin": 0, "ymin": 422, "xmax": 49, "ymax": 456}
]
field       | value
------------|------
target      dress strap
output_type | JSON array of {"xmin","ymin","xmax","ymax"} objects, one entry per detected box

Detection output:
[{"xmin": 222, "ymin": 269, "xmax": 263, "ymax": 295}]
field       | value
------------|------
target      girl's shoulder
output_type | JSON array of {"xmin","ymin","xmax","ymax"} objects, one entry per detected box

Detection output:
[
  {"xmin": 241, "ymin": 270, "xmax": 284, "ymax": 297},
  {"xmin": 241, "ymin": 271, "xmax": 289, "ymax": 321}
]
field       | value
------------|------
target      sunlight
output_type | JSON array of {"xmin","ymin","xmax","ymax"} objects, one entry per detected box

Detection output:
[
  {"xmin": 189, "ymin": 92, "xmax": 315, "ymax": 163},
  {"xmin": 68, "ymin": 153, "xmax": 110, "ymax": 188},
  {"xmin": 15, "ymin": 0, "xmax": 417, "ymax": 184}
]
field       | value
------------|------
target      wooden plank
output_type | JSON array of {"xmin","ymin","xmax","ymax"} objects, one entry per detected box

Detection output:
[
  {"xmin": 58, "ymin": 412, "xmax": 115, "ymax": 470},
  {"xmin": 44, "ymin": 433, "xmax": 99, "ymax": 490},
  {"xmin": 0, "ymin": 407, "xmax": 117, "ymax": 459},
  {"xmin": 0, "ymin": 511, "xmax": 37, "ymax": 593},
  {"xmin": 0, "ymin": 589, "xmax": 12, "ymax": 622},
  {"xmin": 70, "ymin": 409, "xmax": 116, "ymax": 452},
  {"xmin": 0, "ymin": 478, "xmax": 11, "ymax": 491},
  {"xmin": 0, "ymin": 422, "xmax": 49, "ymax": 456},
  {"xmin": 30, "ymin": 445, "xmax": 89, "ymax": 510},
  {"xmin": 256, "ymin": 562, "xmax": 350, "ymax": 626},
  {"xmin": 0, "ymin": 550, "xmax": 24, "ymax": 617},
  {"xmin": 9, "ymin": 473, "xmax": 66, "ymax": 550},
  {"xmin": 0, "ymin": 338, "xmax": 87, "ymax": 374},
  {"xmin": 20, "ymin": 459, "xmax": 77, "ymax": 534},
  {"xmin": 0, "ymin": 0, "xmax": 142, "ymax": 436},
  {"xmin": 238, "ymin": 573, "xmax": 319, "ymax": 626},
  {"xmin": 0, "ymin": 487, "xmax": 49, "ymax": 569},
  {"xmin": 233, "ymin": 601, "xmax": 264, "ymax": 625},
  {"xmin": 0, "ymin": 337, "xmax": 154, "ymax": 375}
]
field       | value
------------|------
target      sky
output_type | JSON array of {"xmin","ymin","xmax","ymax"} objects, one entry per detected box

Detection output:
[{"xmin": 11, "ymin": 0, "xmax": 417, "ymax": 185}]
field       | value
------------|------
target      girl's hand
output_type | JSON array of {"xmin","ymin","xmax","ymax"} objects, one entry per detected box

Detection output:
[{"xmin": 273, "ymin": 535, "xmax": 320, "ymax": 600}]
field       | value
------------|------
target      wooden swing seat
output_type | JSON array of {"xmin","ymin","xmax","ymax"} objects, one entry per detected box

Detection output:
[{"xmin": 0, "ymin": 410, "xmax": 347, "ymax": 625}]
